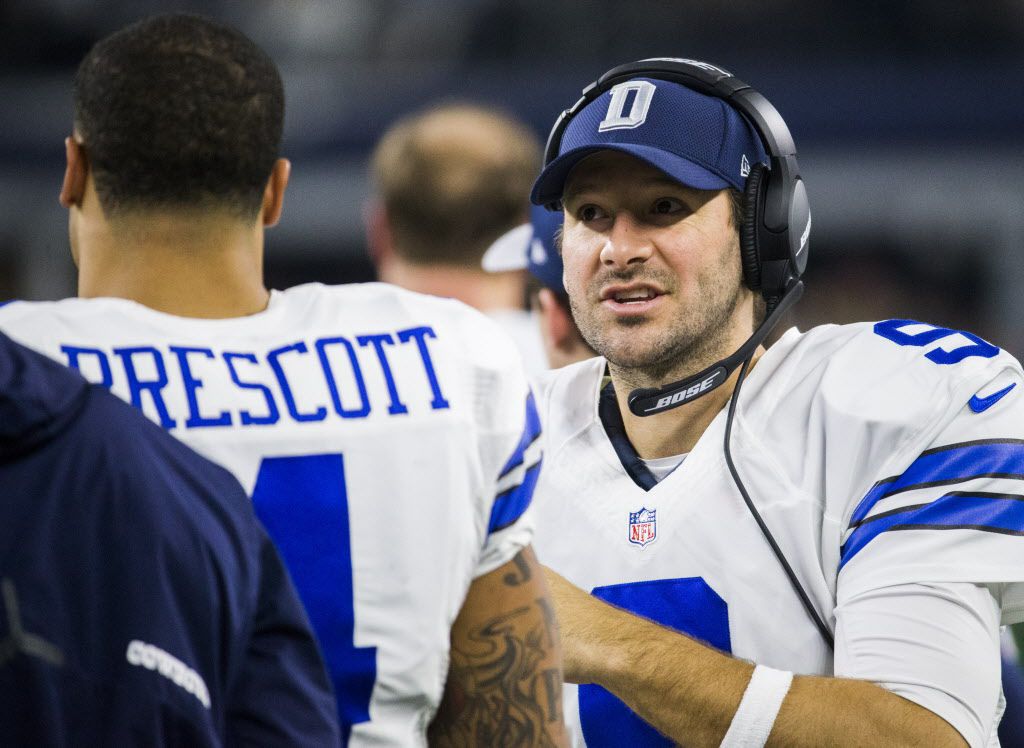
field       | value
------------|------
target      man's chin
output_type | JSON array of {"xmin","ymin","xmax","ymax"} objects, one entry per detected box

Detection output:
[
  {"xmin": 611, "ymin": 314, "xmax": 651, "ymax": 328},
  {"xmin": 602, "ymin": 343, "xmax": 678, "ymax": 372},
  {"xmin": 598, "ymin": 331, "xmax": 710, "ymax": 380}
]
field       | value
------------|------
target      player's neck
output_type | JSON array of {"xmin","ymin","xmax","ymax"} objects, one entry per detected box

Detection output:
[
  {"xmin": 379, "ymin": 259, "xmax": 525, "ymax": 313},
  {"xmin": 609, "ymin": 332, "xmax": 765, "ymax": 460},
  {"xmin": 76, "ymin": 212, "xmax": 270, "ymax": 319},
  {"xmin": 610, "ymin": 372, "xmax": 736, "ymax": 459}
]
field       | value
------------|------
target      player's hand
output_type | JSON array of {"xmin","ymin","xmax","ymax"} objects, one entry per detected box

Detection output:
[{"xmin": 542, "ymin": 565, "xmax": 620, "ymax": 685}]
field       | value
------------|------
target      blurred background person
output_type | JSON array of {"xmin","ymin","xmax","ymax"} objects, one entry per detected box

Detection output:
[
  {"xmin": 483, "ymin": 204, "xmax": 594, "ymax": 369},
  {"xmin": 365, "ymin": 103, "xmax": 549, "ymax": 373}
]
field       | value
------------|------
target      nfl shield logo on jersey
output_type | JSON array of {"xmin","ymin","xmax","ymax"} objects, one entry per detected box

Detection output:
[{"xmin": 628, "ymin": 508, "xmax": 657, "ymax": 547}]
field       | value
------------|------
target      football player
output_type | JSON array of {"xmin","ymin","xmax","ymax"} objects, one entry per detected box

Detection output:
[
  {"xmin": 527, "ymin": 58, "xmax": 1022, "ymax": 747},
  {"xmin": 0, "ymin": 14, "xmax": 565, "ymax": 746}
]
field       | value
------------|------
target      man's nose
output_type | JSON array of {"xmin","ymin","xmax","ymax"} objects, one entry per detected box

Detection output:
[{"xmin": 599, "ymin": 212, "xmax": 653, "ymax": 269}]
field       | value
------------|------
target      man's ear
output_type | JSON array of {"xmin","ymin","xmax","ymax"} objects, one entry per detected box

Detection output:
[
  {"xmin": 60, "ymin": 137, "xmax": 88, "ymax": 209},
  {"xmin": 261, "ymin": 158, "xmax": 291, "ymax": 227}
]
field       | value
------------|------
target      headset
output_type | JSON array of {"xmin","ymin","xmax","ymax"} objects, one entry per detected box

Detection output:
[
  {"xmin": 543, "ymin": 58, "xmax": 833, "ymax": 648},
  {"xmin": 544, "ymin": 57, "xmax": 809, "ymax": 309}
]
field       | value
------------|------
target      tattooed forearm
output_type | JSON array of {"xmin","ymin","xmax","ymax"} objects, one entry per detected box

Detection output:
[
  {"xmin": 535, "ymin": 596, "xmax": 556, "ymax": 645},
  {"xmin": 429, "ymin": 601, "xmax": 563, "ymax": 747},
  {"xmin": 542, "ymin": 667, "xmax": 562, "ymax": 726},
  {"xmin": 503, "ymin": 552, "xmax": 533, "ymax": 587}
]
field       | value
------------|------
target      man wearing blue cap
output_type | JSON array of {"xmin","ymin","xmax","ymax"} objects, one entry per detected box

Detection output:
[
  {"xmin": 527, "ymin": 58, "xmax": 1024, "ymax": 747},
  {"xmin": 483, "ymin": 205, "xmax": 595, "ymax": 369}
]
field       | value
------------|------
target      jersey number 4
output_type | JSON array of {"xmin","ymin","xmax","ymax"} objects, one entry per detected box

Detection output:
[
  {"xmin": 579, "ymin": 578, "xmax": 731, "ymax": 747},
  {"xmin": 252, "ymin": 454, "xmax": 375, "ymax": 745}
]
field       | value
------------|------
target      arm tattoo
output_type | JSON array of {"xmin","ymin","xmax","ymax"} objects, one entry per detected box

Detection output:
[
  {"xmin": 535, "ymin": 596, "xmax": 556, "ymax": 646},
  {"xmin": 430, "ymin": 602, "xmax": 563, "ymax": 746},
  {"xmin": 502, "ymin": 553, "xmax": 533, "ymax": 587}
]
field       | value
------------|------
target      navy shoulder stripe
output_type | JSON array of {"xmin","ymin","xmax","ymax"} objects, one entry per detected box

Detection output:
[
  {"xmin": 841, "ymin": 490, "xmax": 1024, "ymax": 569},
  {"xmin": 497, "ymin": 391, "xmax": 541, "ymax": 480},
  {"xmin": 488, "ymin": 460, "xmax": 542, "ymax": 534},
  {"xmin": 849, "ymin": 439, "xmax": 1024, "ymax": 527},
  {"xmin": 487, "ymin": 392, "xmax": 543, "ymax": 535}
]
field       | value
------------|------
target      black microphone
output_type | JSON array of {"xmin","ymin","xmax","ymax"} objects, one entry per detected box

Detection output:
[{"xmin": 627, "ymin": 281, "xmax": 804, "ymax": 417}]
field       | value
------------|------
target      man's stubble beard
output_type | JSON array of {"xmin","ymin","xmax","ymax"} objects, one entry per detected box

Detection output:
[{"xmin": 569, "ymin": 246, "xmax": 747, "ymax": 390}]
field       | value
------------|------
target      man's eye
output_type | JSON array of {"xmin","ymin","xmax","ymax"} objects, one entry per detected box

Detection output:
[
  {"xmin": 578, "ymin": 204, "xmax": 605, "ymax": 222},
  {"xmin": 652, "ymin": 198, "xmax": 683, "ymax": 215}
]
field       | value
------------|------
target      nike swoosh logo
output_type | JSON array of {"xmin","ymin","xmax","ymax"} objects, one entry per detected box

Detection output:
[{"xmin": 968, "ymin": 382, "xmax": 1017, "ymax": 413}]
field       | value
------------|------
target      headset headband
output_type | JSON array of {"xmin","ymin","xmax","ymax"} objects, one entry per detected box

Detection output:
[{"xmin": 544, "ymin": 58, "xmax": 797, "ymax": 168}]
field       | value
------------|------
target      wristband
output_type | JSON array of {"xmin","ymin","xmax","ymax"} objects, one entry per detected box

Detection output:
[{"xmin": 720, "ymin": 665, "xmax": 793, "ymax": 748}]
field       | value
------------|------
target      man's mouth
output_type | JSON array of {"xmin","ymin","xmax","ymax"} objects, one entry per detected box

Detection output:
[
  {"xmin": 600, "ymin": 284, "xmax": 664, "ymax": 305},
  {"xmin": 612, "ymin": 288, "xmax": 655, "ymax": 303}
]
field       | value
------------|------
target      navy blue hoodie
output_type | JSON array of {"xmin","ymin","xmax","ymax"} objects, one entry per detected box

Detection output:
[{"xmin": 0, "ymin": 332, "xmax": 339, "ymax": 745}]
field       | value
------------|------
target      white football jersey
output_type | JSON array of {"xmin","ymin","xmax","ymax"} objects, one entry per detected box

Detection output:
[
  {"xmin": 486, "ymin": 308, "xmax": 549, "ymax": 376},
  {"xmin": 0, "ymin": 282, "xmax": 541, "ymax": 746},
  {"xmin": 531, "ymin": 321, "xmax": 1024, "ymax": 748}
]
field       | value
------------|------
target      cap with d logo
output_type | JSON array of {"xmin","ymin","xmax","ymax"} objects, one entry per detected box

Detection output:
[{"xmin": 531, "ymin": 77, "xmax": 767, "ymax": 206}]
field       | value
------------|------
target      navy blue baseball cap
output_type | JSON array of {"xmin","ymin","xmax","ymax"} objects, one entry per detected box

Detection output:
[
  {"xmin": 482, "ymin": 205, "xmax": 565, "ymax": 294},
  {"xmin": 531, "ymin": 76, "xmax": 767, "ymax": 206}
]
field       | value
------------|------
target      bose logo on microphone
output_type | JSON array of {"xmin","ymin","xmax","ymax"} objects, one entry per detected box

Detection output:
[{"xmin": 650, "ymin": 371, "xmax": 723, "ymax": 411}]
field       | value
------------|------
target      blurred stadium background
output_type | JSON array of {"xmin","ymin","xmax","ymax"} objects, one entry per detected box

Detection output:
[{"xmin": 1, "ymin": 0, "xmax": 1022, "ymax": 358}]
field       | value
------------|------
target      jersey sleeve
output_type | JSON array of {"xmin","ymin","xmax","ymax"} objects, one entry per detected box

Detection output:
[
  {"xmin": 824, "ymin": 326, "xmax": 1024, "ymax": 746},
  {"xmin": 837, "ymin": 365, "xmax": 1024, "ymax": 621},
  {"xmin": 757, "ymin": 322, "xmax": 1024, "ymax": 612},
  {"xmin": 450, "ymin": 305, "xmax": 542, "ymax": 578},
  {"xmin": 834, "ymin": 580, "xmax": 1003, "ymax": 747},
  {"xmin": 476, "ymin": 389, "xmax": 542, "ymax": 576}
]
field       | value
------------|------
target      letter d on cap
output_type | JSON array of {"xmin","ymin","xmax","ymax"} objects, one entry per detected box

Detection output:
[{"xmin": 599, "ymin": 81, "xmax": 656, "ymax": 131}]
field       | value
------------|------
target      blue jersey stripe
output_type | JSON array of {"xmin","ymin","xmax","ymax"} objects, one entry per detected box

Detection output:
[
  {"xmin": 840, "ymin": 491, "xmax": 1024, "ymax": 569},
  {"xmin": 488, "ymin": 460, "xmax": 542, "ymax": 534},
  {"xmin": 498, "ymin": 391, "xmax": 542, "ymax": 480},
  {"xmin": 849, "ymin": 440, "xmax": 1024, "ymax": 527}
]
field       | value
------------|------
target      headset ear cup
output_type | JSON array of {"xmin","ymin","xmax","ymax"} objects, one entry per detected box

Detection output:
[{"xmin": 740, "ymin": 163, "xmax": 765, "ymax": 291}]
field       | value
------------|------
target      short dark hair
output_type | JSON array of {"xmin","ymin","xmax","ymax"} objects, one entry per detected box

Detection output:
[
  {"xmin": 371, "ymin": 104, "xmax": 541, "ymax": 266},
  {"xmin": 74, "ymin": 14, "xmax": 284, "ymax": 219}
]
